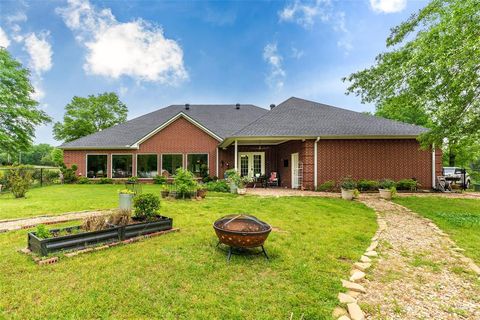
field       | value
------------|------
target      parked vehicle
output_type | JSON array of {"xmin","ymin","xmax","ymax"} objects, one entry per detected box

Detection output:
[{"xmin": 443, "ymin": 167, "xmax": 471, "ymax": 189}]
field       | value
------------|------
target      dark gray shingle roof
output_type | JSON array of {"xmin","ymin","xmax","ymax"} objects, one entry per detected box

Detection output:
[
  {"xmin": 60, "ymin": 104, "xmax": 268, "ymax": 148},
  {"xmin": 232, "ymin": 97, "xmax": 428, "ymax": 137}
]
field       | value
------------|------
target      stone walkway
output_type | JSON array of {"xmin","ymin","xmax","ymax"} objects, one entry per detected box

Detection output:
[
  {"xmin": 357, "ymin": 198, "xmax": 480, "ymax": 320},
  {"xmin": 0, "ymin": 210, "xmax": 108, "ymax": 232}
]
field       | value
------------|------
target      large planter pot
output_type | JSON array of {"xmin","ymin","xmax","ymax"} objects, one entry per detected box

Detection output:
[
  {"xmin": 379, "ymin": 189, "xmax": 392, "ymax": 200},
  {"xmin": 119, "ymin": 193, "xmax": 134, "ymax": 210},
  {"xmin": 237, "ymin": 188, "xmax": 247, "ymax": 195},
  {"xmin": 28, "ymin": 216, "xmax": 173, "ymax": 256},
  {"xmin": 341, "ymin": 188, "xmax": 354, "ymax": 200},
  {"xmin": 229, "ymin": 182, "xmax": 237, "ymax": 194}
]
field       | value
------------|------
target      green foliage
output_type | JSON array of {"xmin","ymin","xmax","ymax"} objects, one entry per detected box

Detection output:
[
  {"xmin": 357, "ymin": 179, "xmax": 379, "ymax": 191},
  {"xmin": 16, "ymin": 144, "xmax": 63, "ymax": 166},
  {"xmin": 127, "ymin": 176, "xmax": 138, "ymax": 183},
  {"xmin": 153, "ymin": 175, "xmax": 167, "ymax": 185},
  {"xmin": 35, "ymin": 224, "xmax": 51, "ymax": 239},
  {"xmin": 61, "ymin": 164, "xmax": 78, "ymax": 184},
  {"xmin": 77, "ymin": 177, "xmax": 90, "ymax": 184},
  {"xmin": 316, "ymin": 180, "xmax": 336, "ymax": 192},
  {"xmin": 205, "ymin": 180, "xmax": 230, "ymax": 193},
  {"xmin": 0, "ymin": 48, "xmax": 51, "ymax": 155},
  {"xmin": 173, "ymin": 168, "xmax": 198, "ymax": 198},
  {"xmin": 379, "ymin": 179, "xmax": 396, "ymax": 190},
  {"xmin": 340, "ymin": 177, "xmax": 357, "ymax": 190},
  {"xmin": 225, "ymin": 169, "xmax": 251, "ymax": 188},
  {"xmin": 396, "ymin": 179, "xmax": 419, "ymax": 191},
  {"xmin": 133, "ymin": 193, "xmax": 160, "ymax": 219},
  {"xmin": 53, "ymin": 92, "xmax": 127, "ymax": 142},
  {"xmin": 8, "ymin": 165, "xmax": 33, "ymax": 198},
  {"xmin": 344, "ymin": 0, "xmax": 480, "ymax": 152},
  {"xmin": 97, "ymin": 178, "xmax": 114, "ymax": 184},
  {"xmin": 118, "ymin": 189, "xmax": 134, "ymax": 195}
]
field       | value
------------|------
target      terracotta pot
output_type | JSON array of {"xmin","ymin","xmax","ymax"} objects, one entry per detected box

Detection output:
[
  {"xmin": 341, "ymin": 188, "xmax": 354, "ymax": 200},
  {"xmin": 197, "ymin": 189, "xmax": 207, "ymax": 198},
  {"xmin": 237, "ymin": 188, "xmax": 247, "ymax": 195},
  {"xmin": 379, "ymin": 189, "xmax": 392, "ymax": 200}
]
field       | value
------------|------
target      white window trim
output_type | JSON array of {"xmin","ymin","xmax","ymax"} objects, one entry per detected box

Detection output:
[
  {"xmin": 111, "ymin": 153, "xmax": 134, "ymax": 179},
  {"xmin": 85, "ymin": 153, "xmax": 109, "ymax": 178},
  {"xmin": 135, "ymin": 153, "xmax": 158, "ymax": 179},
  {"xmin": 237, "ymin": 152, "xmax": 265, "ymax": 178},
  {"xmin": 160, "ymin": 153, "xmax": 184, "ymax": 176},
  {"xmin": 186, "ymin": 153, "xmax": 210, "ymax": 176}
]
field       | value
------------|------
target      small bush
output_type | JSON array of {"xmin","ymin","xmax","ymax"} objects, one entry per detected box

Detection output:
[
  {"xmin": 340, "ymin": 176, "xmax": 357, "ymax": 190},
  {"xmin": 82, "ymin": 215, "xmax": 107, "ymax": 232},
  {"xmin": 317, "ymin": 180, "xmax": 336, "ymax": 192},
  {"xmin": 61, "ymin": 164, "xmax": 78, "ymax": 184},
  {"xmin": 173, "ymin": 168, "xmax": 198, "ymax": 198},
  {"xmin": 127, "ymin": 176, "xmax": 138, "ymax": 183},
  {"xmin": 205, "ymin": 180, "xmax": 230, "ymax": 192},
  {"xmin": 134, "ymin": 193, "xmax": 160, "ymax": 219},
  {"xmin": 77, "ymin": 176, "xmax": 90, "ymax": 184},
  {"xmin": 107, "ymin": 209, "xmax": 131, "ymax": 226},
  {"xmin": 35, "ymin": 224, "xmax": 51, "ymax": 239},
  {"xmin": 357, "ymin": 179, "xmax": 379, "ymax": 191},
  {"xmin": 97, "ymin": 178, "xmax": 114, "ymax": 184},
  {"xmin": 379, "ymin": 179, "xmax": 396, "ymax": 190},
  {"xmin": 153, "ymin": 175, "xmax": 167, "ymax": 185},
  {"xmin": 8, "ymin": 165, "xmax": 33, "ymax": 198},
  {"xmin": 396, "ymin": 179, "xmax": 419, "ymax": 191}
]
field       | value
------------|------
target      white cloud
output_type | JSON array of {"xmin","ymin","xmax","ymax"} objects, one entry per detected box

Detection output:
[
  {"xmin": 291, "ymin": 47, "xmax": 304, "ymax": 59},
  {"xmin": 370, "ymin": 0, "xmax": 407, "ymax": 13},
  {"xmin": 279, "ymin": 0, "xmax": 352, "ymax": 53},
  {"xmin": 263, "ymin": 42, "xmax": 286, "ymax": 90},
  {"xmin": 57, "ymin": 0, "xmax": 188, "ymax": 84},
  {"xmin": 0, "ymin": 28, "xmax": 10, "ymax": 48},
  {"xmin": 24, "ymin": 32, "xmax": 53, "ymax": 74}
]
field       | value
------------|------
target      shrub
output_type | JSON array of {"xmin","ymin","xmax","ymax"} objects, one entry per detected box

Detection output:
[
  {"xmin": 153, "ymin": 174, "xmax": 167, "ymax": 185},
  {"xmin": 395, "ymin": 179, "xmax": 419, "ymax": 191},
  {"xmin": 133, "ymin": 193, "xmax": 160, "ymax": 219},
  {"xmin": 316, "ymin": 180, "xmax": 336, "ymax": 192},
  {"xmin": 82, "ymin": 215, "xmax": 107, "ymax": 231},
  {"xmin": 340, "ymin": 176, "xmax": 357, "ymax": 190},
  {"xmin": 35, "ymin": 224, "xmax": 51, "ymax": 239},
  {"xmin": 225, "ymin": 169, "xmax": 251, "ymax": 188},
  {"xmin": 61, "ymin": 164, "xmax": 78, "ymax": 184},
  {"xmin": 98, "ymin": 178, "xmax": 114, "ymax": 184},
  {"xmin": 378, "ymin": 179, "xmax": 396, "ymax": 190},
  {"xmin": 107, "ymin": 209, "xmax": 131, "ymax": 226},
  {"xmin": 205, "ymin": 180, "xmax": 230, "ymax": 192},
  {"xmin": 357, "ymin": 179, "xmax": 379, "ymax": 191},
  {"xmin": 77, "ymin": 177, "xmax": 90, "ymax": 184},
  {"xmin": 127, "ymin": 176, "xmax": 138, "ymax": 183},
  {"xmin": 8, "ymin": 165, "xmax": 33, "ymax": 198},
  {"xmin": 173, "ymin": 168, "xmax": 198, "ymax": 198}
]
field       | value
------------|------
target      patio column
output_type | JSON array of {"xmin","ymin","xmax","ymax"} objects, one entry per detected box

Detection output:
[
  {"xmin": 314, "ymin": 137, "xmax": 320, "ymax": 189},
  {"xmin": 234, "ymin": 140, "xmax": 238, "ymax": 172},
  {"xmin": 432, "ymin": 143, "xmax": 436, "ymax": 189}
]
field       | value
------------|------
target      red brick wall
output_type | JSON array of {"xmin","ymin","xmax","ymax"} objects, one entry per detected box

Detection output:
[
  {"xmin": 63, "ymin": 117, "xmax": 220, "ymax": 178},
  {"xmin": 316, "ymin": 139, "xmax": 440, "ymax": 189},
  {"xmin": 276, "ymin": 140, "xmax": 302, "ymax": 188}
]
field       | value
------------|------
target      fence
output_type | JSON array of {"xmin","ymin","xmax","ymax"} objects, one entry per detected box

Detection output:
[{"xmin": 0, "ymin": 166, "xmax": 62, "ymax": 191}]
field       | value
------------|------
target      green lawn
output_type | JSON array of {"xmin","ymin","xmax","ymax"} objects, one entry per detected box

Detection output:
[
  {"xmin": 394, "ymin": 196, "xmax": 480, "ymax": 264},
  {"xmin": 0, "ymin": 185, "xmax": 376, "ymax": 319}
]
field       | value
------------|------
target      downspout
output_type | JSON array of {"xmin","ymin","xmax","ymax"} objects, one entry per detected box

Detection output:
[
  {"xmin": 432, "ymin": 143, "xmax": 436, "ymax": 189},
  {"xmin": 216, "ymin": 147, "xmax": 219, "ymax": 177},
  {"xmin": 234, "ymin": 140, "xmax": 238, "ymax": 172},
  {"xmin": 314, "ymin": 137, "xmax": 320, "ymax": 190}
]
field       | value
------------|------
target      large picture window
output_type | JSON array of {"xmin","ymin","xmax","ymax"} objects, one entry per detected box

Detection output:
[
  {"xmin": 87, "ymin": 155, "xmax": 107, "ymax": 178},
  {"xmin": 187, "ymin": 154, "xmax": 208, "ymax": 177},
  {"xmin": 112, "ymin": 154, "xmax": 133, "ymax": 178},
  {"xmin": 137, "ymin": 154, "xmax": 158, "ymax": 178},
  {"xmin": 162, "ymin": 154, "xmax": 183, "ymax": 176}
]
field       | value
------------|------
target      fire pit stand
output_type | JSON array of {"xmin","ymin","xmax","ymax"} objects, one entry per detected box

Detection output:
[
  {"xmin": 213, "ymin": 214, "xmax": 272, "ymax": 262},
  {"xmin": 216, "ymin": 242, "xmax": 269, "ymax": 262}
]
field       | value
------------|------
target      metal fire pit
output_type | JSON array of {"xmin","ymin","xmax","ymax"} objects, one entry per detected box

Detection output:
[{"xmin": 213, "ymin": 214, "xmax": 271, "ymax": 261}]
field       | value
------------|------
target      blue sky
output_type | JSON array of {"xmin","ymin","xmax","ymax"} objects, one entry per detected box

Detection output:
[{"xmin": 0, "ymin": 0, "xmax": 427, "ymax": 145}]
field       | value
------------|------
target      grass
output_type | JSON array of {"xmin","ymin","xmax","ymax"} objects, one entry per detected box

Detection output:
[
  {"xmin": 394, "ymin": 196, "xmax": 480, "ymax": 264},
  {"xmin": 0, "ymin": 185, "xmax": 376, "ymax": 319}
]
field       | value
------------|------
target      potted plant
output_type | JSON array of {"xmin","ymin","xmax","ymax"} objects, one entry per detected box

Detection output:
[
  {"xmin": 118, "ymin": 189, "xmax": 135, "ymax": 210},
  {"xmin": 197, "ymin": 184, "xmax": 207, "ymax": 198},
  {"xmin": 378, "ymin": 179, "xmax": 396, "ymax": 200},
  {"xmin": 225, "ymin": 169, "xmax": 239, "ymax": 193},
  {"xmin": 160, "ymin": 184, "xmax": 170, "ymax": 198},
  {"xmin": 340, "ymin": 177, "xmax": 357, "ymax": 200},
  {"xmin": 237, "ymin": 176, "xmax": 252, "ymax": 195}
]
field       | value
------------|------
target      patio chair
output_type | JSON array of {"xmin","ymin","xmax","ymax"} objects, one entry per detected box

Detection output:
[
  {"xmin": 436, "ymin": 176, "xmax": 452, "ymax": 192},
  {"xmin": 267, "ymin": 172, "xmax": 279, "ymax": 187}
]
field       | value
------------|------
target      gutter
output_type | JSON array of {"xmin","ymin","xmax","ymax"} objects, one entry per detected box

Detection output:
[{"xmin": 314, "ymin": 137, "xmax": 320, "ymax": 189}]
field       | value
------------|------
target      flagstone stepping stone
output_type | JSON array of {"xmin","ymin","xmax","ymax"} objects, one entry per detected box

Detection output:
[
  {"xmin": 338, "ymin": 292, "xmax": 356, "ymax": 304},
  {"xmin": 349, "ymin": 270, "xmax": 366, "ymax": 282},
  {"xmin": 341, "ymin": 280, "xmax": 366, "ymax": 293},
  {"xmin": 353, "ymin": 262, "xmax": 371, "ymax": 272},
  {"xmin": 347, "ymin": 303, "xmax": 365, "ymax": 320}
]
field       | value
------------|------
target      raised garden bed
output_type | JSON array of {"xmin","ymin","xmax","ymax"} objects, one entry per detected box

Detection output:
[{"xmin": 28, "ymin": 216, "xmax": 173, "ymax": 256}]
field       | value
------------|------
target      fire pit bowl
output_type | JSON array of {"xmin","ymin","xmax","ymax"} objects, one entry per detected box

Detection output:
[{"xmin": 213, "ymin": 214, "xmax": 271, "ymax": 261}]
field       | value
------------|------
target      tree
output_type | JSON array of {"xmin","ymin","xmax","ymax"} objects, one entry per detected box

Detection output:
[
  {"xmin": 53, "ymin": 92, "xmax": 128, "ymax": 142},
  {"xmin": 0, "ymin": 48, "xmax": 51, "ymax": 155},
  {"xmin": 343, "ymin": 0, "xmax": 480, "ymax": 163}
]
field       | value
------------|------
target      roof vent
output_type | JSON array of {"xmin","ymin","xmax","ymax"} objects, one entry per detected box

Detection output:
[
  {"xmin": 270, "ymin": 104, "xmax": 276, "ymax": 110},
  {"xmin": 185, "ymin": 103, "xmax": 190, "ymax": 110},
  {"xmin": 235, "ymin": 103, "xmax": 240, "ymax": 109}
]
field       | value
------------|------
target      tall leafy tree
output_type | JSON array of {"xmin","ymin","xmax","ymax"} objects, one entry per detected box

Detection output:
[
  {"xmin": 0, "ymin": 48, "xmax": 51, "ymax": 155},
  {"xmin": 53, "ymin": 92, "xmax": 128, "ymax": 142},
  {"xmin": 343, "ymin": 0, "xmax": 480, "ymax": 165}
]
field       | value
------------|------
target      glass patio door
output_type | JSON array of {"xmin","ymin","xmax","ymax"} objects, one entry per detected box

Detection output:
[{"xmin": 238, "ymin": 152, "xmax": 265, "ymax": 178}]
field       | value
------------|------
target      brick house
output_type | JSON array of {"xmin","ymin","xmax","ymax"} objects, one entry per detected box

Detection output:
[{"xmin": 60, "ymin": 97, "xmax": 442, "ymax": 190}]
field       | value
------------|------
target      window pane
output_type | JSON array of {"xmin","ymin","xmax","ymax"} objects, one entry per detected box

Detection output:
[
  {"xmin": 253, "ymin": 154, "xmax": 261, "ymax": 175},
  {"xmin": 112, "ymin": 155, "xmax": 133, "ymax": 178},
  {"xmin": 162, "ymin": 154, "xmax": 183, "ymax": 175},
  {"xmin": 137, "ymin": 154, "xmax": 157, "ymax": 178},
  {"xmin": 187, "ymin": 154, "xmax": 208, "ymax": 177},
  {"xmin": 240, "ymin": 155, "xmax": 249, "ymax": 177},
  {"xmin": 87, "ymin": 155, "xmax": 107, "ymax": 178}
]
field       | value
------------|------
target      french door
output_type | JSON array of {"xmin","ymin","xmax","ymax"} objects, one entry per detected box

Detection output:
[
  {"xmin": 291, "ymin": 153, "xmax": 299, "ymax": 188},
  {"xmin": 238, "ymin": 152, "xmax": 265, "ymax": 178}
]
